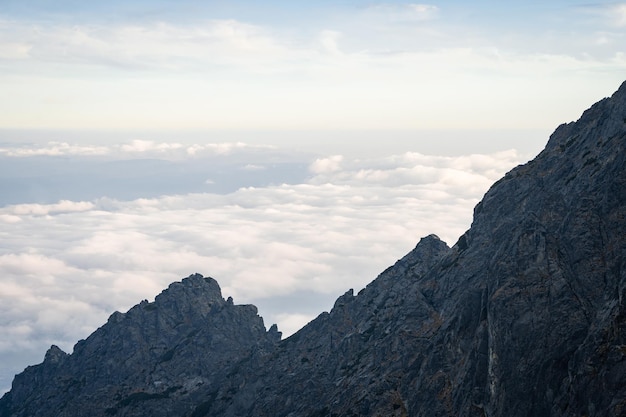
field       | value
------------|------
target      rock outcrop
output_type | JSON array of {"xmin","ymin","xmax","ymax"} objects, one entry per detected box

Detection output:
[
  {"xmin": 2, "ymin": 81, "xmax": 626, "ymax": 416},
  {"xmin": 0, "ymin": 274, "xmax": 280, "ymax": 417}
]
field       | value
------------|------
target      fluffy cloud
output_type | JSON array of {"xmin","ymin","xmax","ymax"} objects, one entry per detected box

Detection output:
[
  {"xmin": 0, "ymin": 146, "xmax": 532, "ymax": 395},
  {"xmin": 10, "ymin": 200, "xmax": 95, "ymax": 216},
  {"xmin": 0, "ymin": 129, "xmax": 549, "ymax": 397},
  {"xmin": 0, "ymin": 142, "xmax": 110, "ymax": 157},
  {"xmin": 308, "ymin": 150, "xmax": 522, "ymax": 198},
  {"xmin": 309, "ymin": 155, "xmax": 343, "ymax": 174},
  {"xmin": 186, "ymin": 142, "xmax": 273, "ymax": 156},
  {"xmin": 120, "ymin": 139, "xmax": 183, "ymax": 153},
  {"xmin": 0, "ymin": 140, "xmax": 277, "ymax": 158}
]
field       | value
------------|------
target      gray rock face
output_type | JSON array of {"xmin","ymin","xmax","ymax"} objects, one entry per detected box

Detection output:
[
  {"xmin": 0, "ymin": 274, "xmax": 279, "ymax": 417},
  {"xmin": 2, "ymin": 81, "xmax": 626, "ymax": 417}
]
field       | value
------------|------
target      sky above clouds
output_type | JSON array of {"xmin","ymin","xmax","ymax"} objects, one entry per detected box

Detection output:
[
  {"xmin": 1, "ymin": 0, "xmax": 626, "ymax": 394},
  {"xmin": 0, "ymin": 0, "xmax": 625, "ymax": 130}
]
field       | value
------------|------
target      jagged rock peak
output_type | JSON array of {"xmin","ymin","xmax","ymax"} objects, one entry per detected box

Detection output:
[
  {"xmin": 108, "ymin": 273, "xmax": 229, "ymax": 324},
  {"xmin": 545, "ymin": 81, "xmax": 626, "ymax": 153},
  {"xmin": 466, "ymin": 81, "xmax": 626, "ymax": 254},
  {"xmin": 405, "ymin": 233, "xmax": 449, "ymax": 255},
  {"xmin": 156, "ymin": 273, "xmax": 223, "ymax": 302},
  {"xmin": 0, "ymin": 272, "xmax": 279, "ymax": 417},
  {"xmin": 396, "ymin": 233, "xmax": 450, "ymax": 272},
  {"xmin": 267, "ymin": 323, "xmax": 282, "ymax": 342},
  {"xmin": 43, "ymin": 345, "xmax": 67, "ymax": 365}
]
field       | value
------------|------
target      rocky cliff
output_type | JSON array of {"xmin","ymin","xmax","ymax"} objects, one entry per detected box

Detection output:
[
  {"xmin": 0, "ymin": 275, "xmax": 280, "ymax": 417},
  {"xmin": 2, "ymin": 81, "xmax": 626, "ymax": 417}
]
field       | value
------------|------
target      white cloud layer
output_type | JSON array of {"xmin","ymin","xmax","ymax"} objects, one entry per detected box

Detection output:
[
  {"xmin": 0, "ymin": 141, "xmax": 110, "ymax": 157},
  {"xmin": 0, "ymin": 145, "xmax": 531, "ymax": 393},
  {"xmin": 0, "ymin": 140, "xmax": 273, "ymax": 158},
  {"xmin": 10, "ymin": 200, "xmax": 95, "ymax": 216}
]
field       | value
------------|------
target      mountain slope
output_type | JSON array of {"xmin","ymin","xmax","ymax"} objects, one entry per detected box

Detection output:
[
  {"xmin": 1, "ymin": 81, "xmax": 626, "ymax": 417},
  {"xmin": 0, "ymin": 275, "xmax": 280, "ymax": 417},
  {"xmin": 207, "ymin": 80, "xmax": 626, "ymax": 417}
]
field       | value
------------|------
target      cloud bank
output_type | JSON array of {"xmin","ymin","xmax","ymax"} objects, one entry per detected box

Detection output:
[
  {"xmin": 0, "ymin": 140, "xmax": 273, "ymax": 158},
  {"xmin": 0, "ymin": 143, "xmax": 530, "ymax": 392}
]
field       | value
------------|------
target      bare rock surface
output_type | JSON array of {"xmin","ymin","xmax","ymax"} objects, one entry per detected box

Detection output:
[
  {"xmin": 2, "ymin": 81, "xmax": 626, "ymax": 416},
  {"xmin": 1, "ymin": 274, "xmax": 279, "ymax": 417}
]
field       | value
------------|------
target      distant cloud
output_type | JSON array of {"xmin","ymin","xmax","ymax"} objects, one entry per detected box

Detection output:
[
  {"xmin": 242, "ymin": 164, "xmax": 266, "ymax": 171},
  {"xmin": 10, "ymin": 200, "xmax": 95, "ymax": 215},
  {"xmin": 363, "ymin": 3, "xmax": 439, "ymax": 22},
  {"xmin": 0, "ymin": 146, "xmax": 529, "ymax": 393},
  {"xmin": 319, "ymin": 30, "xmax": 343, "ymax": 56},
  {"xmin": 309, "ymin": 155, "xmax": 343, "ymax": 174},
  {"xmin": 120, "ymin": 139, "xmax": 183, "ymax": 153},
  {"xmin": 615, "ymin": 4, "xmax": 626, "ymax": 27},
  {"xmin": 117, "ymin": 139, "xmax": 263, "ymax": 156},
  {"xmin": 308, "ymin": 150, "xmax": 521, "ymax": 198},
  {"xmin": 0, "ymin": 214, "xmax": 21, "ymax": 223},
  {"xmin": 0, "ymin": 140, "xmax": 274, "ymax": 159},
  {"xmin": 410, "ymin": 4, "xmax": 438, "ymax": 14},
  {"xmin": 0, "ymin": 19, "xmax": 289, "ymax": 71},
  {"xmin": 275, "ymin": 313, "xmax": 317, "ymax": 336},
  {"xmin": 0, "ymin": 142, "xmax": 109, "ymax": 157},
  {"xmin": 186, "ymin": 142, "xmax": 272, "ymax": 156},
  {"xmin": 0, "ymin": 40, "xmax": 31, "ymax": 59},
  {"xmin": 576, "ymin": 3, "xmax": 626, "ymax": 28}
]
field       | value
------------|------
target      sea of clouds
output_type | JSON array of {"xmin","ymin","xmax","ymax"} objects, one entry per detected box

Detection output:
[{"xmin": 0, "ymin": 136, "xmax": 538, "ymax": 393}]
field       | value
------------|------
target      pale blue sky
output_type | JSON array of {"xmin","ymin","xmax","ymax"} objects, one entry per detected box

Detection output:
[{"xmin": 0, "ymin": 1, "xmax": 624, "ymax": 130}]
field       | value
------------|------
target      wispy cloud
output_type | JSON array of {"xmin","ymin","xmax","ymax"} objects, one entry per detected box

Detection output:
[
  {"xmin": 119, "ymin": 139, "xmax": 183, "ymax": 153},
  {"xmin": 0, "ymin": 10, "xmax": 622, "ymax": 75},
  {"xmin": 9, "ymin": 200, "xmax": 95, "ymax": 215},
  {"xmin": 1, "ymin": 7, "xmax": 624, "ymax": 130},
  {"xmin": 615, "ymin": 4, "xmax": 626, "ymax": 26},
  {"xmin": 0, "ymin": 39, "xmax": 31, "ymax": 60},
  {"xmin": 362, "ymin": 3, "xmax": 440, "ymax": 22},
  {"xmin": 0, "ymin": 140, "xmax": 274, "ymax": 158},
  {"xmin": 0, "ymin": 19, "xmax": 289, "ymax": 71},
  {"xmin": 574, "ymin": 3, "xmax": 626, "ymax": 28},
  {"xmin": 0, "ymin": 141, "xmax": 110, "ymax": 157}
]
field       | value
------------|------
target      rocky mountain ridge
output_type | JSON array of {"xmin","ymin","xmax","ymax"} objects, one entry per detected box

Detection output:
[
  {"xmin": 1, "ymin": 275, "xmax": 280, "ymax": 417},
  {"xmin": 2, "ymin": 81, "xmax": 626, "ymax": 416}
]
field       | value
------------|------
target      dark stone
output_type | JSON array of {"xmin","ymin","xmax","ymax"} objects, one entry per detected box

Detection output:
[
  {"xmin": 2, "ymin": 80, "xmax": 626, "ymax": 416},
  {"xmin": 0, "ymin": 274, "xmax": 279, "ymax": 417}
]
